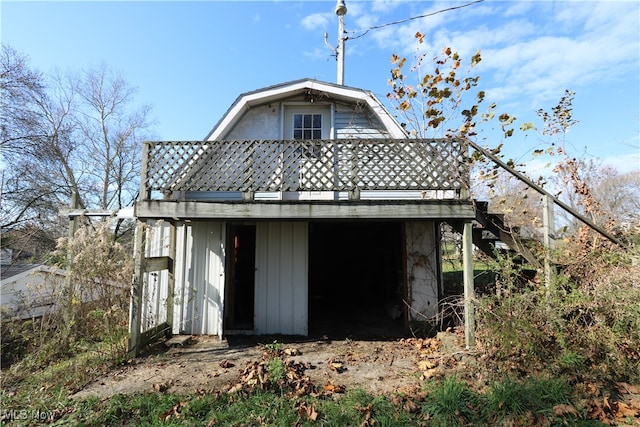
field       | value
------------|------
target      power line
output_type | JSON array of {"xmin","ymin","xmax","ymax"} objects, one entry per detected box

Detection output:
[{"xmin": 346, "ymin": 0, "xmax": 485, "ymax": 41}]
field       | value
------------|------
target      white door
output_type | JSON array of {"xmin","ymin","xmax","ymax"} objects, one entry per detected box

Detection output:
[
  {"xmin": 177, "ymin": 222, "xmax": 226, "ymax": 337},
  {"xmin": 254, "ymin": 222, "xmax": 308, "ymax": 335}
]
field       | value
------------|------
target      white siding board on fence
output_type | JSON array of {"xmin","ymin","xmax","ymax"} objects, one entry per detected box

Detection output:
[
  {"xmin": 141, "ymin": 220, "xmax": 171, "ymax": 332},
  {"xmin": 405, "ymin": 221, "xmax": 439, "ymax": 321},
  {"xmin": 255, "ymin": 222, "xmax": 308, "ymax": 335},
  {"xmin": 172, "ymin": 223, "xmax": 190, "ymax": 334}
]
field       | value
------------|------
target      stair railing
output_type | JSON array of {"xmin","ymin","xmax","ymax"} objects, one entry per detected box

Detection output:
[{"xmin": 464, "ymin": 138, "xmax": 626, "ymax": 248}]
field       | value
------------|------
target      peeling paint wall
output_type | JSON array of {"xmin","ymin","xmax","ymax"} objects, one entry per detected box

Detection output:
[{"xmin": 405, "ymin": 221, "xmax": 439, "ymax": 322}]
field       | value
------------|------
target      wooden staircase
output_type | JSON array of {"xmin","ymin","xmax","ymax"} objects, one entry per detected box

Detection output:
[
  {"xmin": 448, "ymin": 201, "xmax": 543, "ymax": 270},
  {"xmin": 452, "ymin": 139, "xmax": 626, "ymax": 277},
  {"xmin": 471, "ymin": 201, "xmax": 542, "ymax": 270}
]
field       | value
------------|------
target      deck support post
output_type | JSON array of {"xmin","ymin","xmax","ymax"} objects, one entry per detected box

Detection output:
[
  {"xmin": 165, "ymin": 222, "xmax": 177, "ymax": 339},
  {"xmin": 462, "ymin": 220, "xmax": 475, "ymax": 348},
  {"xmin": 127, "ymin": 221, "xmax": 147, "ymax": 358}
]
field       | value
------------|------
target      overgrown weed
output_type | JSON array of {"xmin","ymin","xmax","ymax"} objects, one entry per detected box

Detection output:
[
  {"xmin": 1, "ymin": 221, "xmax": 132, "ymax": 424},
  {"xmin": 477, "ymin": 241, "xmax": 640, "ymax": 384}
]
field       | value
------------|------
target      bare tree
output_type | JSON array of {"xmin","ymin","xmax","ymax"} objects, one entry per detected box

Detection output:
[
  {"xmin": 553, "ymin": 160, "xmax": 640, "ymax": 235},
  {"xmin": 72, "ymin": 64, "xmax": 152, "ymax": 210},
  {"xmin": 0, "ymin": 45, "xmax": 46, "ymax": 154},
  {"xmin": 1, "ymin": 45, "xmax": 153, "ymax": 249}
]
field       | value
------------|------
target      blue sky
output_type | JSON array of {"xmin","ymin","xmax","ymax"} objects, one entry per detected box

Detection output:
[{"xmin": 2, "ymin": 0, "xmax": 639, "ymax": 173}]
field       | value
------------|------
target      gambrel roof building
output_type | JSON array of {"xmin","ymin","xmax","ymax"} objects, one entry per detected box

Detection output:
[{"xmin": 128, "ymin": 78, "xmax": 478, "ymax": 355}]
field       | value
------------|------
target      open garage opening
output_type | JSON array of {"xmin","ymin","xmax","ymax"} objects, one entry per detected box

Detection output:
[{"xmin": 308, "ymin": 221, "xmax": 406, "ymax": 339}]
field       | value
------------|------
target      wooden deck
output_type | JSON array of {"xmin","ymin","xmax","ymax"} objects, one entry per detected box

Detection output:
[{"xmin": 137, "ymin": 138, "xmax": 473, "ymax": 220}]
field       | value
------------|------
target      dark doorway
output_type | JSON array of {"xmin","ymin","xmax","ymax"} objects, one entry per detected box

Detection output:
[
  {"xmin": 308, "ymin": 221, "xmax": 405, "ymax": 338},
  {"xmin": 225, "ymin": 224, "xmax": 256, "ymax": 331}
]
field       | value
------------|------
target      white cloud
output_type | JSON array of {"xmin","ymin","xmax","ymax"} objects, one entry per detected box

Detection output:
[
  {"xmin": 301, "ymin": 12, "xmax": 332, "ymax": 31},
  {"xmin": 601, "ymin": 153, "xmax": 640, "ymax": 174},
  {"xmin": 502, "ymin": 1, "xmax": 534, "ymax": 18},
  {"xmin": 371, "ymin": 0, "xmax": 403, "ymax": 14},
  {"xmin": 437, "ymin": 1, "xmax": 640, "ymax": 111}
]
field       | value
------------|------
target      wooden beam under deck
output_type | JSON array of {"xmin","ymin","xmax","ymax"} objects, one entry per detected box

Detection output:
[{"xmin": 135, "ymin": 200, "xmax": 476, "ymax": 221}]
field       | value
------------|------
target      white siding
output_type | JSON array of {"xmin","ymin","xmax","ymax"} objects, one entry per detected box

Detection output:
[
  {"xmin": 335, "ymin": 109, "xmax": 390, "ymax": 139},
  {"xmin": 0, "ymin": 266, "xmax": 66, "ymax": 319},
  {"xmin": 142, "ymin": 221, "xmax": 225, "ymax": 336},
  {"xmin": 175, "ymin": 222, "xmax": 226, "ymax": 336},
  {"xmin": 405, "ymin": 221, "xmax": 439, "ymax": 321},
  {"xmin": 172, "ymin": 223, "xmax": 190, "ymax": 334},
  {"xmin": 141, "ymin": 220, "xmax": 171, "ymax": 332},
  {"xmin": 254, "ymin": 222, "xmax": 308, "ymax": 335}
]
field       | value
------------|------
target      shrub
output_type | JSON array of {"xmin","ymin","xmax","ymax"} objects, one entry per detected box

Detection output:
[{"xmin": 477, "ymin": 244, "xmax": 640, "ymax": 384}]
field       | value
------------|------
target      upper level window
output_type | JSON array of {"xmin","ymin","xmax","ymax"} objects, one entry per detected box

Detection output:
[{"xmin": 293, "ymin": 114, "xmax": 322, "ymax": 139}]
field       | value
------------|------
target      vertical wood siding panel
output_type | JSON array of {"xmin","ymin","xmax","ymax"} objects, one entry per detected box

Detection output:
[
  {"xmin": 205, "ymin": 222, "xmax": 225, "ymax": 335},
  {"xmin": 192, "ymin": 222, "xmax": 205, "ymax": 334},
  {"xmin": 212, "ymin": 222, "xmax": 225, "ymax": 337},
  {"xmin": 205, "ymin": 225, "xmax": 214, "ymax": 334}
]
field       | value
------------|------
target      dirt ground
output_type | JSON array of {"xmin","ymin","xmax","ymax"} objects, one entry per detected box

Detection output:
[{"xmin": 72, "ymin": 330, "xmax": 476, "ymax": 400}]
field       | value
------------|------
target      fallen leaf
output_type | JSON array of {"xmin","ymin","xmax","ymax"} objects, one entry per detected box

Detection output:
[
  {"xmin": 153, "ymin": 381, "xmax": 171, "ymax": 393},
  {"xmin": 324, "ymin": 383, "xmax": 345, "ymax": 393},
  {"xmin": 219, "ymin": 360, "xmax": 234, "ymax": 368},
  {"xmin": 404, "ymin": 399, "xmax": 419, "ymax": 413},
  {"xmin": 227, "ymin": 384, "xmax": 243, "ymax": 394},
  {"xmin": 284, "ymin": 348, "xmax": 301, "ymax": 356},
  {"xmin": 159, "ymin": 401, "xmax": 186, "ymax": 421},
  {"xmin": 613, "ymin": 401, "xmax": 640, "ymax": 419},
  {"xmin": 418, "ymin": 360, "xmax": 436, "ymax": 370},
  {"xmin": 617, "ymin": 382, "xmax": 640, "ymax": 395},
  {"xmin": 298, "ymin": 404, "xmax": 319, "ymax": 421},
  {"xmin": 422, "ymin": 368, "xmax": 439, "ymax": 380},
  {"xmin": 329, "ymin": 362, "xmax": 345, "ymax": 372},
  {"xmin": 553, "ymin": 404, "xmax": 580, "ymax": 417}
]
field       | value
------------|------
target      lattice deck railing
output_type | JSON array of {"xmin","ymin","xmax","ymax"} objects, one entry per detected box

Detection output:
[{"xmin": 140, "ymin": 139, "xmax": 470, "ymax": 200}]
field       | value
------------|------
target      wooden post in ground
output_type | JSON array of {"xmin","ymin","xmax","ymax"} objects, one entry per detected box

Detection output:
[
  {"xmin": 62, "ymin": 192, "xmax": 80, "ymax": 346},
  {"xmin": 165, "ymin": 222, "xmax": 177, "ymax": 339},
  {"xmin": 127, "ymin": 221, "xmax": 147, "ymax": 358},
  {"xmin": 462, "ymin": 220, "xmax": 475, "ymax": 348},
  {"xmin": 543, "ymin": 194, "xmax": 556, "ymax": 288}
]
